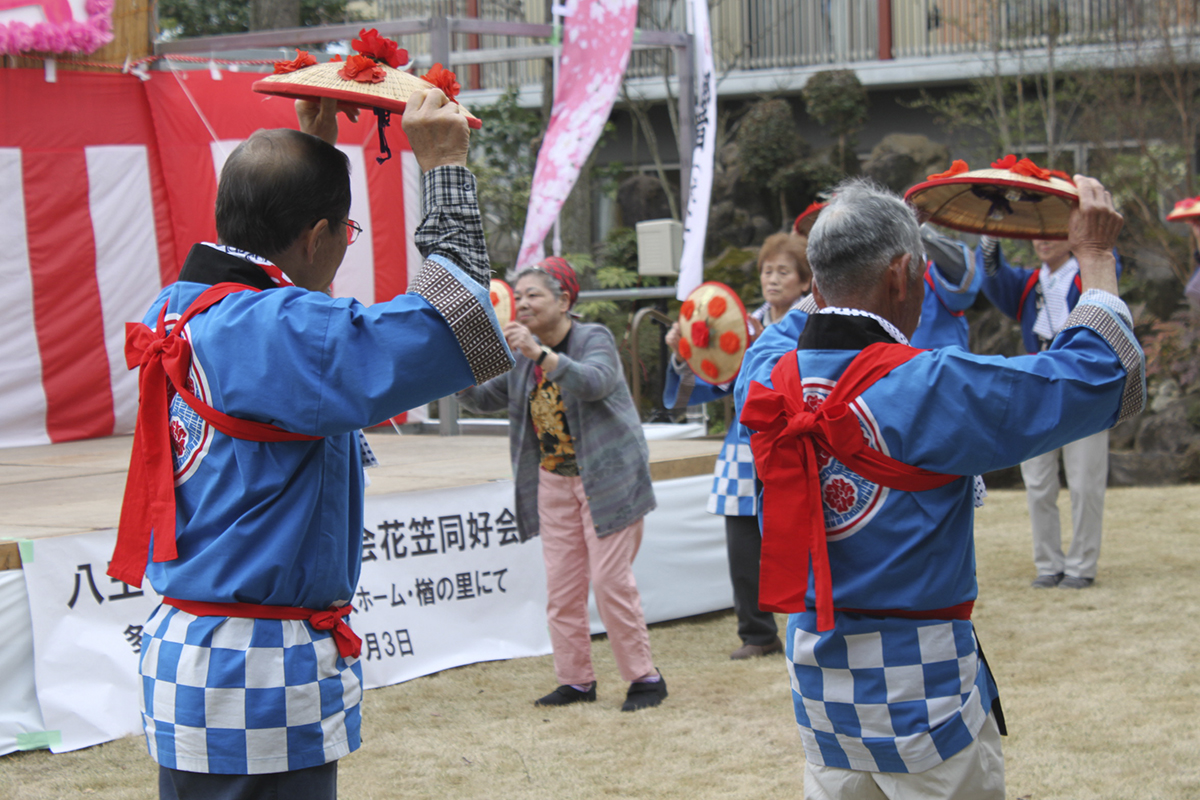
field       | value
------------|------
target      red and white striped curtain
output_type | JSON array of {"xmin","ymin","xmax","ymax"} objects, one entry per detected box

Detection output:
[{"xmin": 0, "ymin": 68, "xmax": 421, "ymax": 448}]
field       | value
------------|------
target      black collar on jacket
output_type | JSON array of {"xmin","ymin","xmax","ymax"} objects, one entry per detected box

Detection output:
[
  {"xmin": 177, "ymin": 244, "xmax": 279, "ymax": 291},
  {"xmin": 797, "ymin": 313, "xmax": 898, "ymax": 351}
]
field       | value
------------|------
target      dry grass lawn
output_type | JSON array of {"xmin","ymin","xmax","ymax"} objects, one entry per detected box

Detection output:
[{"xmin": 2, "ymin": 486, "xmax": 1198, "ymax": 799}]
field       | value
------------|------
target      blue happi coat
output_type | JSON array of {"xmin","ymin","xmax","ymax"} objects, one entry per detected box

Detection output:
[{"xmin": 733, "ymin": 291, "xmax": 1143, "ymax": 773}]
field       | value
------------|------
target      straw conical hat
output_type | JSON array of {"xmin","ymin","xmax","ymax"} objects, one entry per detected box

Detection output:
[
  {"xmin": 678, "ymin": 282, "xmax": 749, "ymax": 385},
  {"xmin": 254, "ymin": 61, "xmax": 481, "ymax": 129},
  {"xmin": 793, "ymin": 201, "xmax": 827, "ymax": 236},
  {"xmin": 905, "ymin": 157, "xmax": 1078, "ymax": 240},
  {"xmin": 1167, "ymin": 196, "xmax": 1200, "ymax": 222},
  {"xmin": 490, "ymin": 279, "xmax": 515, "ymax": 328}
]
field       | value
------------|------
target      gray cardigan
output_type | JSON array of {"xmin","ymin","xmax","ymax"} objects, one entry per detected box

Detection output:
[{"xmin": 457, "ymin": 321, "xmax": 656, "ymax": 541}]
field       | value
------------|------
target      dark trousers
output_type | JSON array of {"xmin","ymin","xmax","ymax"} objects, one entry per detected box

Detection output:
[
  {"xmin": 725, "ymin": 514, "xmax": 778, "ymax": 645},
  {"xmin": 159, "ymin": 762, "xmax": 337, "ymax": 800}
]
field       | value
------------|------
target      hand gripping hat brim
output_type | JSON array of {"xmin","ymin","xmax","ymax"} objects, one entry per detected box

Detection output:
[
  {"xmin": 677, "ymin": 282, "xmax": 750, "ymax": 386},
  {"xmin": 905, "ymin": 167, "xmax": 1078, "ymax": 240},
  {"xmin": 253, "ymin": 63, "xmax": 482, "ymax": 130},
  {"xmin": 490, "ymin": 279, "xmax": 515, "ymax": 328}
]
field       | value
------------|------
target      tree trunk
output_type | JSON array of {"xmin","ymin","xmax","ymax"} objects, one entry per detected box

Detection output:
[{"xmin": 250, "ymin": 0, "xmax": 300, "ymax": 31}]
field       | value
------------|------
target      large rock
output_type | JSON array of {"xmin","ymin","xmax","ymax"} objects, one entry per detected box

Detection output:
[
  {"xmin": 861, "ymin": 134, "xmax": 950, "ymax": 194},
  {"xmin": 1108, "ymin": 451, "xmax": 1184, "ymax": 485},
  {"xmin": 1134, "ymin": 400, "xmax": 1194, "ymax": 453}
]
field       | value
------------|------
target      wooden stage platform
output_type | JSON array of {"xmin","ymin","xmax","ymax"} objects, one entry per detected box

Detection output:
[{"xmin": 0, "ymin": 431, "xmax": 723, "ymax": 568}]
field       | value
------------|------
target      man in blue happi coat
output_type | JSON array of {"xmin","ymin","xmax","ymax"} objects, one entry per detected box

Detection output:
[
  {"xmin": 111, "ymin": 92, "xmax": 513, "ymax": 799},
  {"xmin": 737, "ymin": 177, "xmax": 1142, "ymax": 798}
]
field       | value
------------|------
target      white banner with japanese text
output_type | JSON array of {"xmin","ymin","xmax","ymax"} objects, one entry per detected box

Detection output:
[
  {"xmin": 676, "ymin": 0, "xmax": 719, "ymax": 300},
  {"xmin": 14, "ymin": 475, "xmax": 728, "ymax": 753},
  {"xmin": 20, "ymin": 530, "xmax": 162, "ymax": 753}
]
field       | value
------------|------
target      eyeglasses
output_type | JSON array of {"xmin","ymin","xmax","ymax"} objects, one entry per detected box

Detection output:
[{"xmin": 345, "ymin": 219, "xmax": 363, "ymax": 245}]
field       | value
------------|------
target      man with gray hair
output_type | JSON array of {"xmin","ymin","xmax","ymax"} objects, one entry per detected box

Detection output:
[{"xmin": 735, "ymin": 177, "xmax": 1142, "ymax": 798}]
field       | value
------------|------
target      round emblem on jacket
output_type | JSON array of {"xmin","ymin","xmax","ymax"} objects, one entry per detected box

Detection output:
[
  {"xmin": 168, "ymin": 318, "xmax": 214, "ymax": 484},
  {"xmin": 802, "ymin": 378, "xmax": 889, "ymax": 540}
]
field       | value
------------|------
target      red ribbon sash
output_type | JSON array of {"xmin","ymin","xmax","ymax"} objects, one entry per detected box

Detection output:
[
  {"xmin": 109, "ymin": 282, "xmax": 322, "ymax": 587},
  {"xmin": 164, "ymin": 598, "xmax": 362, "ymax": 660},
  {"xmin": 740, "ymin": 342, "xmax": 960, "ymax": 631}
]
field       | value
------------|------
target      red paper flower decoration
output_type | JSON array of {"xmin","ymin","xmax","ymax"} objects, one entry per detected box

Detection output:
[
  {"xmin": 680, "ymin": 300, "xmax": 695, "ymax": 320},
  {"xmin": 991, "ymin": 154, "xmax": 1018, "ymax": 170},
  {"xmin": 273, "ymin": 50, "xmax": 317, "ymax": 74},
  {"xmin": 719, "ymin": 331, "xmax": 740, "ymax": 354},
  {"xmin": 678, "ymin": 338, "xmax": 692, "ymax": 360},
  {"xmin": 708, "ymin": 296, "xmax": 727, "ymax": 317},
  {"xmin": 352, "ymin": 28, "xmax": 407, "ymax": 69},
  {"xmin": 1173, "ymin": 196, "xmax": 1200, "ymax": 213},
  {"xmin": 330, "ymin": 54, "xmax": 343, "ymax": 62},
  {"xmin": 701, "ymin": 359, "xmax": 719, "ymax": 379},
  {"xmin": 1011, "ymin": 158, "xmax": 1051, "ymax": 181},
  {"xmin": 927, "ymin": 159, "xmax": 969, "ymax": 180},
  {"xmin": 691, "ymin": 321, "xmax": 711, "ymax": 348},
  {"xmin": 421, "ymin": 63, "xmax": 462, "ymax": 100},
  {"xmin": 339, "ymin": 54, "xmax": 386, "ymax": 84},
  {"xmin": 490, "ymin": 291, "xmax": 499, "ymax": 306}
]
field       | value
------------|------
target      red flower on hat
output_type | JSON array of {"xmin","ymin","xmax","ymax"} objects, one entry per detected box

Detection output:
[
  {"xmin": 273, "ymin": 50, "xmax": 317, "ymax": 74},
  {"xmin": 339, "ymin": 54, "xmax": 386, "ymax": 84},
  {"xmin": 1011, "ymin": 158, "xmax": 1052, "ymax": 181},
  {"xmin": 330, "ymin": 54, "xmax": 343, "ymax": 62},
  {"xmin": 421, "ymin": 63, "xmax": 461, "ymax": 100},
  {"xmin": 691, "ymin": 321, "xmax": 711, "ymax": 349},
  {"xmin": 719, "ymin": 330, "xmax": 741, "ymax": 354},
  {"xmin": 678, "ymin": 338, "xmax": 692, "ymax": 360},
  {"xmin": 701, "ymin": 359, "xmax": 719, "ymax": 379},
  {"xmin": 352, "ymin": 28, "xmax": 407, "ymax": 68},
  {"xmin": 680, "ymin": 299, "xmax": 695, "ymax": 320},
  {"xmin": 1173, "ymin": 196, "xmax": 1200, "ymax": 213},
  {"xmin": 708, "ymin": 296, "xmax": 727, "ymax": 317},
  {"xmin": 991, "ymin": 154, "xmax": 1019, "ymax": 170},
  {"xmin": 927, "ymin": 159, "xmax": 969, "ymax": 180}
]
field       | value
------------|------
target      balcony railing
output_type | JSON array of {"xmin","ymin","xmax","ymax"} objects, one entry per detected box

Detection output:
[{"xmin": 364, "ymin": 0, "xmax": 1200, "ymax": 91}]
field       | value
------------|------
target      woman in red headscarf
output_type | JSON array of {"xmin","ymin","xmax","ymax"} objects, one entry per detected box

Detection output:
[{"xmin": 458, "ymin": 257, "xmax": 667, "ymax": 712}]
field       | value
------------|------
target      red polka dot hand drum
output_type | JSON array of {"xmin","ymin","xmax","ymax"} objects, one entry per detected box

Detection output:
[{"xmin": 678, "ymin": 281, "xmax": 749, "ymax": 385}]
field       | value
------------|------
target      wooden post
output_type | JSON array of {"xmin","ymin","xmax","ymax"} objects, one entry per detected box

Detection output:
[{"xmin": 878, "ymin": 0, "xmax": 894, "ymax": 61}]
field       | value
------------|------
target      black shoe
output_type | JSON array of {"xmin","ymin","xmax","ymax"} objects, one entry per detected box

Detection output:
[
  {"xmin": 534, "ymin": 682, "xmax": 596, "ymax": 706},
  {"xmin": 621, "ymin": 670, "xmax": 667, "ymax": 712}
]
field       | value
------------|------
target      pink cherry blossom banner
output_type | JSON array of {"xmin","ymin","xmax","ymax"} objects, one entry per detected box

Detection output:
[{"xmin": 516, "ymin": 0, "xmax": 638, "ymax": 270}]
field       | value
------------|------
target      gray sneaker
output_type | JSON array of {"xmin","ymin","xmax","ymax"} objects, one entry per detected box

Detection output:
[
  {"xmin": 1031, "ymin": 573, "xmax": 1065, "ymax": 588},
  {"xmin": 1059, "ymin": 575, "xmax": 1095, "ymax": 589}
]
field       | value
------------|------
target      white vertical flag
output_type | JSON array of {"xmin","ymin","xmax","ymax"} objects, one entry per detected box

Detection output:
[{"xmin": 676, "ymin": 0, "xmax": 718, "ymax": 300}]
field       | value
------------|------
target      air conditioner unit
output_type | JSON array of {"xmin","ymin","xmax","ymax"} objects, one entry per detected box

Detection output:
[{"xmin": 636, "ymin": 219, "xmax": 683, "ymax": 277}]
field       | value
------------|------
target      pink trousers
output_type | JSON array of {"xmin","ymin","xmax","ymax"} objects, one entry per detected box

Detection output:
[{"xmin": 537, "ymin": 468, "xmax": 655, "ymax": 685}]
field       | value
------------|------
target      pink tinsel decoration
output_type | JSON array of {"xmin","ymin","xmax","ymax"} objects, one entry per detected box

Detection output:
[
  {"xmin": 0, "ymin": 1, "xmax": 114, "ymax": 55},
  {"xmin": 32, "ymin": 22, "xmax": 72, "ymax": 53},
  {"xmin": 6, "ymin": 22, "xmax": 34, "ymax": 54}
]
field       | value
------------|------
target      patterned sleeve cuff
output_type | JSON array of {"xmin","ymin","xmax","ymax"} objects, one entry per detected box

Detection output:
[
  {"xmin": 407, "ymin": 255, "xmax": 514, "ymax": 384},
  {"xmin": 414, "ymin": 166, "xmax": 492, "ymax": 289},
  {"xmin": 1062, "ymin": 293, "xmax": 1145, "ymax": 424},
  {"xmin": 979, "ymin": 236, "xmax": 1000, "ymax": 276}
]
